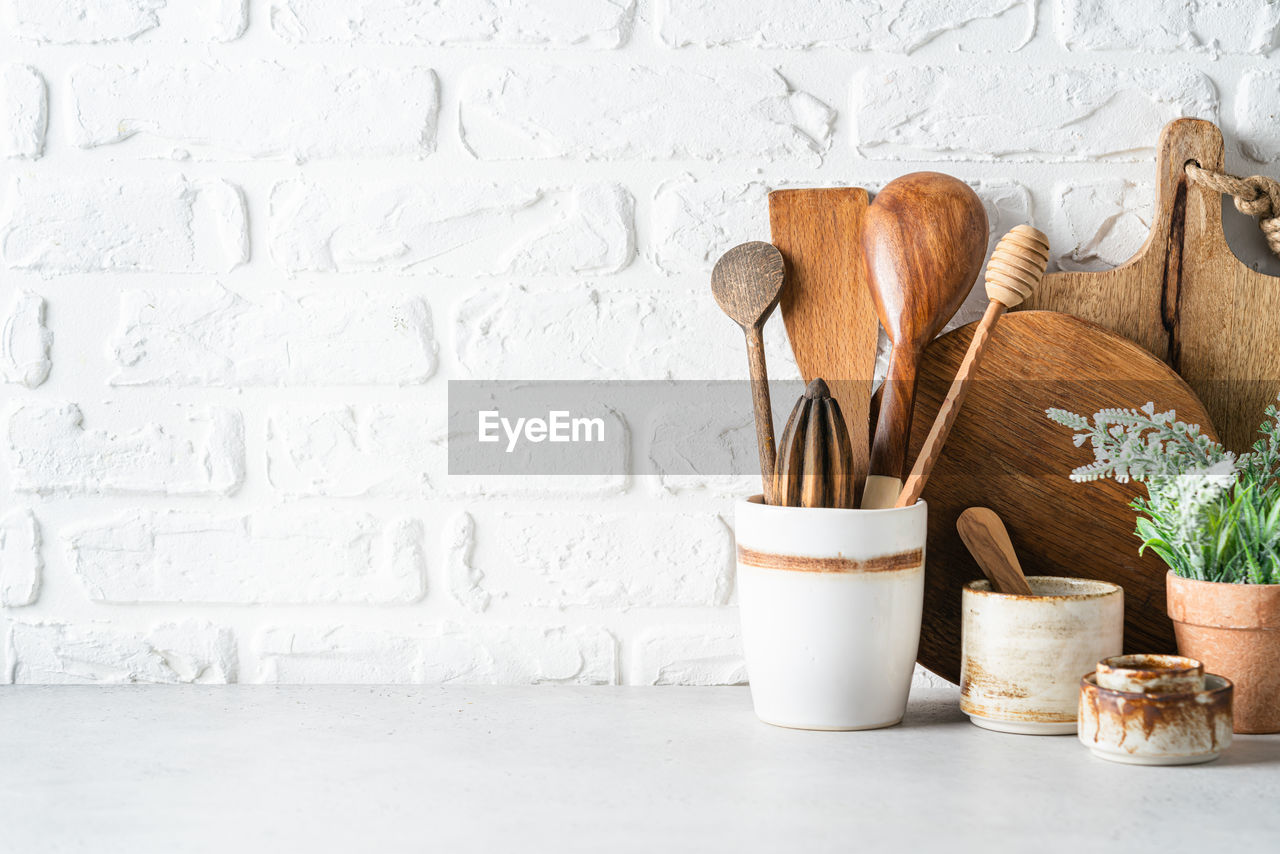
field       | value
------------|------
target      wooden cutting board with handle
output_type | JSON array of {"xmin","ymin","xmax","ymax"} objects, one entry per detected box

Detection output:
[
  {"xmin": 1025, "ymin": 118, "xmax": 1280, "ymax": 454},
  {"xmin": 889, "ymin": 310, "xmax": 1217, "ymax": 684},
  {"xmin": 769, "ymin": 188, "xmax": 880, "ymax": 501}
]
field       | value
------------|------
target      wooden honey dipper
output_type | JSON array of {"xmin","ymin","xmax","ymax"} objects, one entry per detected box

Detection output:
[
  {"xmin": 894, "ymin": 225, "xmax": 1050, "ymax": 508},
  {"xmin": 773, "ymin": 378, "xmax": 855, "ymax": 508}
]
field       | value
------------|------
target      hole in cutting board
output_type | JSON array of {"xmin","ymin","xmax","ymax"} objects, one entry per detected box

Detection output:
[
  {"xmin": 1220, "ymin": 196, "xmax": 1280, "ymax": 278},
  {"xmin": 1187, "ymin": 154, "xmax": 1280, "ymax": 279}
]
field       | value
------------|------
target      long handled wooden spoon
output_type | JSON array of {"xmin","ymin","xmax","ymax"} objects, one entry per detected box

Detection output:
[
  {"xmin": 957, "ymin": 507, "xmax": 1034, "ymax": 595},
  {"xmin": 860, "ymin": 173, "xmax": 988, "ymax": 508},
  {"xmin": 712, "ymin": 241, "xmax": 786, "ymax": 504},
  {"xmin": 895, "ymin": 225, "xmax": 1050, "ymax": 508}
]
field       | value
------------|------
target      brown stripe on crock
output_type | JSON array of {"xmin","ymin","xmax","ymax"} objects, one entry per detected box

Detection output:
[{"xmin": 737, "ymin": 545, "xmax": 923, "ymax": 574}]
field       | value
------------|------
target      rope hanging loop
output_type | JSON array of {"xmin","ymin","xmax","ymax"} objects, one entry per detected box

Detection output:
[{"xmin": 1185, "ymin": 162, "xmax": 1280, "ymax": 259}]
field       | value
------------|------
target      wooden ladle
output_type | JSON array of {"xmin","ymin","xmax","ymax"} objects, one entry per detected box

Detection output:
[
  {"xmin": 957, "ymin": 507, "xmax": 1034, "ymax": 595},
  {"xmin": 860, "ymin": 173, "xmax": 988, "ymax": 508},
  {"xmin": 712, "ymin": 241, "xmax": 786, "ymax": 504}
]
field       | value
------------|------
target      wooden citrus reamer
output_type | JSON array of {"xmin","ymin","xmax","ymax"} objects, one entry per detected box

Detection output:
[
  {"xmin": 773, "ymin": 378, "xmax": 855, "ymax": 509},
  {"xmin": 895, "ymin": 225, "xmax": 1050, "ymax": 508}
]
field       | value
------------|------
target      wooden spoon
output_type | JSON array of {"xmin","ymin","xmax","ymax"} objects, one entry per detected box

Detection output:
[
  {"xmin": 860, "ymin": 173, "xmax": 988, "ymax": 508},
  {"xmin": 957, "ymin": 507, "xmax": 1034, "ymax": 595},
  {"xmin": 712, "ymin": 241, "xmax": 786, "ymax": 504}
]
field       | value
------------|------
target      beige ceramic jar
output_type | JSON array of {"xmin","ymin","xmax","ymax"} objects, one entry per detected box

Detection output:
[{"xmin": 961, "ymin": 577, "xmax": 1124, "ymax": 734}]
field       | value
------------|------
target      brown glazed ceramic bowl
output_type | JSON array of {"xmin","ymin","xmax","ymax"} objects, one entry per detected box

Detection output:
[
  {"xmin": 1079, "ymin": 671, "xmax": 1233, "ymax": 765},
  {"xmin": 1095, "ymin": 654, "xmax": 1204, "ymax": 694}
]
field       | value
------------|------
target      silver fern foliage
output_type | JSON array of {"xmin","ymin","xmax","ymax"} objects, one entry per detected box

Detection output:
[{"xmin": 1046, "ymin": 400, "xmax": 1280, "ymax": 584}]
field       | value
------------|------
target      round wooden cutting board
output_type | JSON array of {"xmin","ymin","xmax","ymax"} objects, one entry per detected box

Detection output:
[{"xmin": 894, "ymin": 311, "xmax": 1218, "ymax": 684}]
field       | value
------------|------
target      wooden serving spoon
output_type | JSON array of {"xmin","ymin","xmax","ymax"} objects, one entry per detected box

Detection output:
[
  {"xmin": 860, "ymin": 173, "xmax": 988, "ymax": 508},
  {"xmin": 712, "ymin": 241, "xmax": 786, "ymax": 504},
  {"xmin": 957, "ymin": 507, "xmax": 1034, "ymax": 595}
]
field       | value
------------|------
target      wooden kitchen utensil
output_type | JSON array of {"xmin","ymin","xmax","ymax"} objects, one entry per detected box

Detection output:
[
  {"xmin": 956, "ymin": 507, "xmax": 1034, "ymax": 596},
  {"xmin": 711, "ymin": 241, "xmax": 786, "ymax": 504},
  {"xmin": 895, "ymin": 225, "xmax": 1050, "ymax": 508},
  {"xmin": 861, "ymin": 172, "xmax": 989, "ymax": 508},
  {"xmin": 1025, "ymin": 117, "xmax": 1280, "ymax": 454},
  {"xmin": 768, "ymin": 188, "xmax": 879, "ymax": 502},
  {"xmin": 773, "ymin": 378, "xmax": 855, "ymax": 509},
  {"xmin": 878, "ymin": 310, "xmax": 1216, "ymax": 684}
]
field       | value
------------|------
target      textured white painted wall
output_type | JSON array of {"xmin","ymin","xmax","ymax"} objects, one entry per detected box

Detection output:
[{"xmin": 1, "ymin": 0, "xmax": 1278, "ymax": 684}]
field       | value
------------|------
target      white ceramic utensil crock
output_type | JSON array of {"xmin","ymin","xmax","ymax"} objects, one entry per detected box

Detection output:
[
  {"xmin": 961, "ymin": 577, "xmax": 1123, "ymax": 735},
  {"xmin": 735, "ymin": 495, "xmax": 927, "ymax": 731}
]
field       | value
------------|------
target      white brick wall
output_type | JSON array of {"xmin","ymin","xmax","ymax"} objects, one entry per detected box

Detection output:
[
  {"xmin": 459, "ymin": 65, "xmax": 835, "ymax": 162},
  {"xmin": 254, "ymin": 624, "xmax": 618, "ymax": 684},
  {"xmin": 2, "ymin": 0, "xmax": 1276, "ymax": 684},
  {"xmin": 270, "ymin": 0, "xmax": 634, "ymax": 48},
  {"xmin": 0, "ymin": 509, "xmax": 41, "ymax": 607},
  {"xmin": 854, "ymin": 66, "xmax": 1217, "ymax": 161},
  {"xmin": 66, "ymin": 510, "xmax": 425, "ymax": 603},
  {"xmin": 268, "ymin": 180, "xmax": 633, "ymax": 276},
  {"xmin": 1055, "ymin": 0, "xmax": 1280, "ymax": 55},
  {"xmin": 1, "ymin": 290, "xmax": 50, "ymax": 388},
  {"xmin": 456, "ymin": 511, "xmax": 734, "ymax": 610},
  {"xmin": 70, "ymin": 64, "xmax": 439, "ymax": 160},
  {"xmin": 0, "ymin": 65, "xmax": 45, "ymax": 159},
  {"xmin": 10, "ymin": 1, "xmax": 246, "ymax": 44},
  {"xmin": 6, "ymin": 402, "xmax": 243, "ymax": 495},
  {"xmin": 110, "ymin": 286, "xmax": 437, "ymax": 386},
  {"xmin": 4, "ymin": 619, "xmax": 236, "ymax": 683},
  {"xmin": 632, "ymin": 626, "xmax": 746, "ymax": 685},
  {"xmin": 655, "ymin": 0, "xmax": 1032, "ymax": 52},
  {"xmin": 2, "ymin": 175, "xmax": 247, "ymax": 273}
]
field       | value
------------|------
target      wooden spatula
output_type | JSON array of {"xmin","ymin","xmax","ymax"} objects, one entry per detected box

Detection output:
[
  {"xmin": 957, "ymin": 507, "xmax": 1033, "ymax": 596},
  {"xmin": 769, "ymin": 188, "xmax": 879, "ymax": 504},
  {"xmin": 860, "ymin": 173, "xmax": 988, "ymax": 508}
]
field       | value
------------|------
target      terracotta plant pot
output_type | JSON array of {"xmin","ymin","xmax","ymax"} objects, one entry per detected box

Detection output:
[{"xmin": 1166, "ymin": 572, "xmax": 1280, "ymax": 734}]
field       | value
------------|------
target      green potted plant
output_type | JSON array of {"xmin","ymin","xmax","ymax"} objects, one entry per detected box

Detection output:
[{"xmin": 1047, "ymin": 401, "xmax": 1280, "ymax": 733}]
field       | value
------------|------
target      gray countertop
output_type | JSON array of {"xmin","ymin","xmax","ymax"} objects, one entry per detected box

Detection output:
[{"xmin": 2, "ymin": 681, "xmax": 1277, "ymax": 853}]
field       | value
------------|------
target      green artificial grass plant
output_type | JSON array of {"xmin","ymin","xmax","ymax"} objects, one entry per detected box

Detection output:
[{"xmin": 1047, "ymin": 399, "xmax": 1280, "ymax": 584}]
